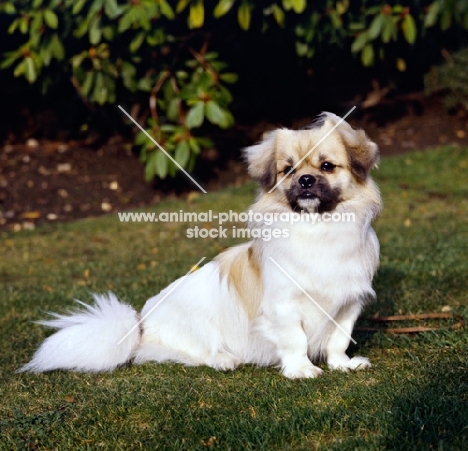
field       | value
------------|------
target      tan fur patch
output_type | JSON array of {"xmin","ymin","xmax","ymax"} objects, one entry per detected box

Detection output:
[{"xmin": 216, "ymin": 243, "xmax": 263, "ymax": 320}]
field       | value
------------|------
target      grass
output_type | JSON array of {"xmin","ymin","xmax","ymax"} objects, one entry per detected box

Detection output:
[{"xmin": 1, "ymin": 146, "xmax": 467, "ymax": 450}]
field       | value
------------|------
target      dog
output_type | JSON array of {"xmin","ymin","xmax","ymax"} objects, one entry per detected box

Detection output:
[{"xmin": 21, "ymin": 112, "xmax": 382, "ymax": 378}]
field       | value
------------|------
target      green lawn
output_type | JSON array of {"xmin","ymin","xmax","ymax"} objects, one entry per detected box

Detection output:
[{"xmin": 1, "ymin": 146, "xmax": 467, "ymax": 450}]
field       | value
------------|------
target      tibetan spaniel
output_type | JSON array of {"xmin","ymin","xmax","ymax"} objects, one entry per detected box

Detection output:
[{"xmin": 22, "ymin": 112, "xmax": 381, "ymax": 379}]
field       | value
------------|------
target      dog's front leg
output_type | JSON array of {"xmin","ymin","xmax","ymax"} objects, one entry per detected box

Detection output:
[
  {"xmin": 326, "ymin": 302, "xmax": 371, "ymax": 371},
  {"xmin": 258, "ymin": 303, "xmax": 323, "ymax": 379}
]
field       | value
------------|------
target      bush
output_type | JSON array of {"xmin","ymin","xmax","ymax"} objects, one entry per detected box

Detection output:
[
  {"xmin": 425, "ymin": 47, "xmax": 468, "ymax": 113},
  {"xmin": 1, "ymin": 0, "xmax": 468, "ymax": 180}
]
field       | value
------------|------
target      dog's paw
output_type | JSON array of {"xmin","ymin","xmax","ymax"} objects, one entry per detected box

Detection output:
[
  {"xmin": 328, "ymin": 355, "xmax": 371, "ymax": 372},
  {"xmin": 347, "ymin": 356, "xmax": 372, "ymax": 370},
  {"xmin": 282, "ymin": 362, "xmax": 323, "ymax": 379},
  {"xmin": 210, "ymin": 354, "xmax": 241, "ymax": 371}
]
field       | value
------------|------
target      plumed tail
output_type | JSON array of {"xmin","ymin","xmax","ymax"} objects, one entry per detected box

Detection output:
[{"xmin": 19, "ymin": 293, "xmax": 141, "ymax": 373}]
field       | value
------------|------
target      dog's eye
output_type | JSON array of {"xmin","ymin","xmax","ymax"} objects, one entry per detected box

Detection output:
[
  {"xmin": 321, "ymin": 162, "xmax": 336, "ymax": 172},
  {"xmin": 283, "ymin": 166, "xmax": 296, "ymax": 176}
]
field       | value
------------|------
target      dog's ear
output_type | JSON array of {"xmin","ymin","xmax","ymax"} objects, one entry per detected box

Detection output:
[
  {"xmin": 323, "ymin": 112, "xmax": 379, "ymax": 182},
  {"xmin": 243, "ymin": 131, "xmax": 277, "ymax": 189}
]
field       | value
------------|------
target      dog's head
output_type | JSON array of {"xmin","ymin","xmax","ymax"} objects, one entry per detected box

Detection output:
[{"xmin": 244, "ymin": 112, "xmax": 379, "ymax": 213}]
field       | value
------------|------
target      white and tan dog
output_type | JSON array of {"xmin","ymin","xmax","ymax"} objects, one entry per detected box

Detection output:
[{"xmin": 22, "ymin": 112, "xmax": 381, "ymax": 378}]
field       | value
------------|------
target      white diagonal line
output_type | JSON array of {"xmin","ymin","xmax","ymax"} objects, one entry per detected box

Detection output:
[
  {"xmin": 118, "ymin": 105, "xmax": 207, "ymax": 194},
  {"xmin": 268, "ymin": 106, "xmax": 356, "ymax": 193},
  {"xmin": 117, "ymin": 257, "xmax": 206, "ymax": 345},
  {"xmin": 268, "ymin": 257, "xmax": 357, "ymax": 345}
]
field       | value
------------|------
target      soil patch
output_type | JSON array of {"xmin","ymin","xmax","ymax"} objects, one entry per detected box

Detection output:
[{"xmin": 1, "ymin": 97, "xmax": 467, "ymax": 232}]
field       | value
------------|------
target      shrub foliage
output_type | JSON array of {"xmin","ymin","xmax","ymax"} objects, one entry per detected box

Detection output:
[
  {"xmin": 425, "ymin": 46, "xmax": 468, "ymax": 113},
  {"xmin": 1, "ymin": 0, "xmax": 467, "ymax": 180}
]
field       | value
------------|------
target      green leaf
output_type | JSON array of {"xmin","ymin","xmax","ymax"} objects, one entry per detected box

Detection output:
[
  {"xmin": 219, "ymin": 73, "xmax": 238, "ymax": 83},
  {"xmin": 196, "ymin": 136, "xmax": 213, "ymax": 148},
  {"xmin": 205, "ymin": 100, "xmax": 225, "ymax": 125},
  {"xmin": 41, "ymin": 45, "xmax": 52, "ymax": 66},
  {"xmin": 368, "ymin": 14, "xmax": 384, "ymax": 40},
  {"xmin": 365, "ymin": 5, "xmax": 381, "ymax": 15},
  {"xmin": 4, "ymin": 2, "xmax": 16, "ymax": 13},
  {"xmin": 176, "ymin": 0, "xmax": 190, "ymax": 13},
  {"xmin": 0, "ymin": 51, "xmax": 20, "ymax": 69},
  {"xmin": 349, "ymin": 22, "xmax": 366, "ymax": 31},
  {"xmin": 31, "ymin": 12, "xmax": 43, "ymax": 33},
  {"xmin": 81, "ymin": 71, "xmax": 95, "ymax": 96},
  {"xmin": 295, "ymin": 25, "xmax": 305, "ymax": 37},
  {"xmin": 93, "ymin": 72, "xmax": 107, "ymax": 104},
  {"xmin": 166, "ymin": 99, "xmax": 179, "ymax": 121},
  {"xmin": 72, "ymin": 52, "xmax": 86, "ymax": 69},
  {"xmin": 44, "ymin": 9, "xmax": 58, "ymax": 29},
  {"xmin": 189, "ymin": 137, "xmax": 201, "ymax": 154},
  {"xmin": 175, "ymin": 141, "xmax": 190, "ymax": 167},
  {"xmin": 130, "ymin": 32, "xmax": 145, "ymax": 53},
  {"xmin": 145, "ymin": 152, "xmax": 156, "ymax": 181},
  {"xmin": 73, "ymin": 0, "xmax": 87, "ymax": 14},
  {"xmin": 290, "ymin": 0, "xmax": 306, "ymax": 14},
  {"xmin": 186, "ymin": 101, "xmax": 205, "ymax": 128},
  {"xmin": 296, "ymin": 42, "xmax": 309, "ymax": 57},
  {"xmin": 204, "ymin": 52, "xmax": 219, "ymax": 61},
  {"xmin": 424, "ymin": 1, "xmax": 440, "ymax": 28},
  {"xmin": 90, "ymin": 27, "xmax": 102, "ymax": 45},
  {"xmin": 189, "ymin": 0, "xmax": 204, "ymax": 29},
  {"xmin": 197, "ymin": 72, "xmax": 213, "ymax": 91},
  {"xmin": 160, "ymin": 0, "xmax": 175, "ymax": 19},
  {"xmin": 238, "ymin": 2, "xmax": 252, "ymax": 30},
  {"xmin": 7, "ymin": 18, "xmax": 19, "ymax": 34},
  {"xmin": 50, "ymin": 34, "xmax": 65, "ymax": 60},
  {"xmin": 361, "ymin": 44, "xmax": 374, "ymax": 67},
  {"xmin": 25, "ymin": 57, "xmax": 38, "ymax": 83},
  {"xmin": 135, "ymin": 130, "xmax": 150, "ymax": 147},
  {"xmin": 160, "ymin": 124, "xmax": 176, "ymax": 133},
  {"xmin": 272, "ymin": 4, "xmax": 285, "ymax": 27},
  {"xmin": 89, "ymin": 17, "xmax": 102, "ymax": 45},
  {"xmin": 118, "ymin": 10, "xmax": 135, "ymax": 32},
  {"xmin": 381, "ymin": 16, "xmax": 396, "ymax": 43},
  {"xmin": 102, "ymin": 26, "xmax": 115, "ymax": 40},
  {"xmin": 329, "ymin": 11, "xmax": 342, "ymax": 29},
  {"xmin": 401, "ymin": 14, "xmax": 417, "ymax": 44},
  {"xmin": 104, "ymin": 0, "xmax": 121, "ymax": 18},
  {"xmin": 137, "ymin": 77, "xmax": 152, "ymax": 91},
  {"xmin": 396, "ymin": 58, "xmax": 406, "ymax": 72},
  {"xmin": 217, "ymin": 85, "xmax": 233, "ymax": 104},
  {"xmin": 74, "ymin": 17, "xmax": 89, "ymax": 38},
  {"xmin": 351, "ymin": 32, "xmax": 367, "ymax": 53},
  {"xmin": 440, "ymin": 11, "xmax": 451, "ymax": 30},
  {"xmin": 13, "ymin": 59, "xmax": 27, "ymax": 77},
  {"xmin": 147, "ymin": 29, "xmax": 166, "ymax": 46},
  {"xmin": 214, "ymin": 0, "xmax": 235, "ymax": 18},
  {"xmin": 155, "ymin": 150, "xmax": 169, "ymax": 179},
  {"xmin": 19, "ymin": 16, "xmax": 29, "ymax": 34},
  {"xmin": 336, "ymin": 0, "xmax": 348, "ymax": 15},
  {"xmin": 218, "ymin": 109, "xmax": 234, "ymax": 128}
]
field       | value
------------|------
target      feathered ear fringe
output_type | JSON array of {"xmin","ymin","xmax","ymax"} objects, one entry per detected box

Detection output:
[
  {"xmin": 322, "ymin": 112, "xmax": 379, "ymax": 182},
  {"xmin": 242, "ymin": 131, "xmax": 278, "ymax": 190}
]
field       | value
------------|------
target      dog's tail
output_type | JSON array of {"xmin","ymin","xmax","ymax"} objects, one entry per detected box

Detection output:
[{"xmin": 19, "ymin": 293, "xmax": 141, "ymax": 373}]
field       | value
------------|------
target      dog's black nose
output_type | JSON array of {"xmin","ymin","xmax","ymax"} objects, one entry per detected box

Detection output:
[{"xmin": 298, "ymin": 174, "xmax": 316, "ymax": 188}]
